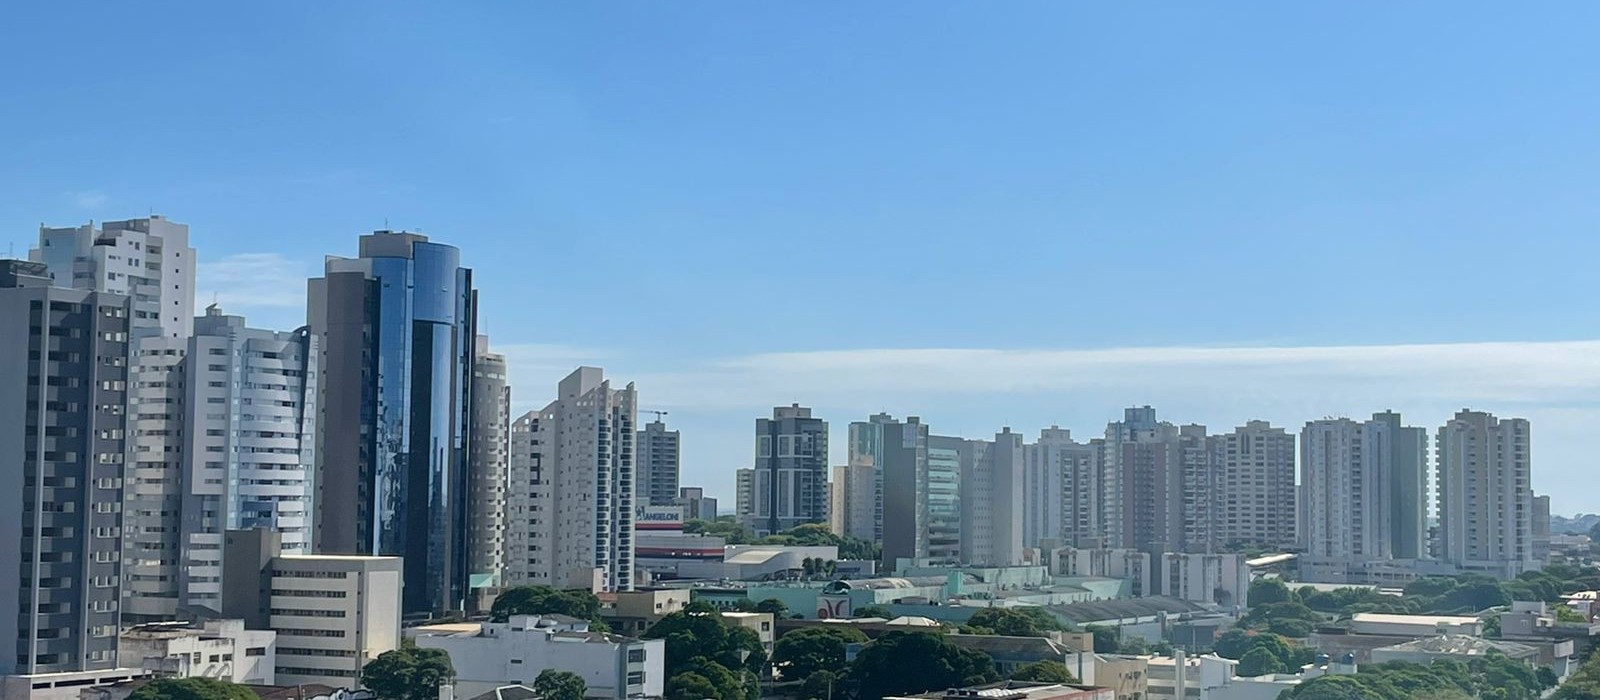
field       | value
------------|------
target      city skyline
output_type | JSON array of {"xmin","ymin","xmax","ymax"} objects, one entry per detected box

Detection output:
[{"xmin": 6, "ymin": 3, "xmax": 1600, "ymax": 513}]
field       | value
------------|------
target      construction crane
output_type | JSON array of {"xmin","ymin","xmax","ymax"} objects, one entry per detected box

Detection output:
[{"xmin": 644, "ymin": 410, "xmax": 669, "ymax": 423}]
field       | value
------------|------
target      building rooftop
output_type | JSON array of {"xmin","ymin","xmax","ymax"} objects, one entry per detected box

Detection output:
[
  {"xmin": 1351, "ymin": 612, "xmax": 1480, "ymax": 627},
  {"xmin": 467, "ymin": 686, "xmax": 539, "ymax": 700},
  {"xmin": 1377, "ymin": 634, "xmax": 1539, "ymax": 658}
]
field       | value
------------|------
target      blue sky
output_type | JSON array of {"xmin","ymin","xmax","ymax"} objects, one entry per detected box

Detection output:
[{"xmin": 5, "ymin": 4, "xmax": 1600, "ymax": 513}]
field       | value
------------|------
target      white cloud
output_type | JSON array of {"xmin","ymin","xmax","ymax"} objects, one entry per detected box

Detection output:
[
  {"xmin": 70, "ymin": 190, "xmax": 107, "ymax": 209},
  {"xmin": 196, "ymin": 253, "xmax": 311, "ymax": 317}
]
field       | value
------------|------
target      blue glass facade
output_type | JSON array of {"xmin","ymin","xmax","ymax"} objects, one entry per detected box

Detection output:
[{"xmin": 317, "ymin": 232, "xmax": 477, "ymax": 614}]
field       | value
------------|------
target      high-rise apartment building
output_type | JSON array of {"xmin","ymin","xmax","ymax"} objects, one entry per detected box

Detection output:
[
  {"xmin": 1103, "ymin": 407, "xmax": 1206, "ymax": 554},
  {"xmin": 0, "ymin": 260, "xmax": 131, "ymax": 676},
  {"xmin": 1210, "ymin": 421, "xmax": 1296, "ymax": 550},
  {"xmin": 506, "ymin": 368, "xmax": 637, "ymax": 591},
  {"xmin": 504, "ymin": 412, "xmax": 542, "ymax": 588},
  {"xmin": 841, "ymin": 414, "xmax": 895, "ymax": 542},
  {"xmin": 1022, "ymin": 427, "xmax": 1099, "ymax": 549},
  {"xmin": 308, "ymin": 230, "xmax": 479, "ymax": 614},
  {"xmin": 880, "ymin": 417, "xmax": 941, "ymax": 567},
  {"xmin": 734, "ymin": 469, "xmax": 755, "ymax": 521},
  {"xmin": 1436, "ymin": 410, "xmax": 1537, "ymax": 578},
  {"xmin": 175, "ymin": 305, "xmax": 318, "ymax": 613},
  {"xmin": 959, "ymin": 429, "xmax": 1024, "ymax": 567},
  {"xmin": 469, "ymin": 336, "xmax": 508, "ymax": 602},
  {"xmin": 1371, "ymin": 411, "xmax": 1428, "ymax": 560},
  {"xmin": 32, "ymin": 216, "xmax": 195, "ymax": 341},
  {"xmin": 747, "ymin": 405, "xmax": 828, "ymax": 536},
  {"xmin": 31, "ymin": 217, "xmax": 196, "ymax": 623},
  {"xmin": 830, "ymin": 463, "xmax": 877, "ymax": 542},
  {"xmin": 1300, "ymin": 412, "xmax": 1429, "ymax": 582},
  {"xmin": 638, "ymin": 418, "xmax": 681, "ymax": 507}
]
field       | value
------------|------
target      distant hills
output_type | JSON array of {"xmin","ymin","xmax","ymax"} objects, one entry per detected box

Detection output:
[{"xmin": 1551, "ymin": 513, "xmax": 1600, "ymax": 535}]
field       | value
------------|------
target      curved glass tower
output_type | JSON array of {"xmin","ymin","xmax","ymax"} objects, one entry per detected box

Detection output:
[{"xmin": 309, "ymin": 231, "xmax": 478, "ymax": 614}]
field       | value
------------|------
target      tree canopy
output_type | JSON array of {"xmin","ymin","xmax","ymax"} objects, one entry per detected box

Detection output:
[
  {"xmin": 1247, "ymin": 578, "xmax": 1292, "ymax": 607},
  {"xmin": 771, "ymin": 626, "xmax": 868, "ymax": 682},
  {"xmin": 1281, "ymin": 658, "xmax": 1553, "ymax": 700},
  {"xmin": 490, "ymin": 586, "xmax": 607, "ymax": 629},
  {"xmin": 853, "ymin": 605, "xmax": 893, "ymax": 619},
  {"xmin": 128, "ymin": 678, "xmax": 257, "ymax": 700},
  {"xmin": 644, "ymin": 601, "xmax": 766, "ymax": 674},
  {"xmin": 1009, "ymin": 661, "xmax": 1077, "ymax": 684},
  {"xmin": 962, "ymin": 607, "xmax": 1065, "ymax": 637},
  {"xmin": 848, "ymin": 631, "xmax": 997, "ymax": 700},
  {"xmin": 360, "ymin": 642, "xmax": 456, "ymax": 700},
  {"xmin": 533, "ymin": 670, "xmax": 587, "ymax": 700}
]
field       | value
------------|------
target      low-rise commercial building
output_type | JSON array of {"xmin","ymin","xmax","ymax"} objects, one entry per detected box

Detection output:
[
  {"xmin": 222, "ymin": 530, "xmax": 402, "ymax": 689},
  {"xmin": 408, "ymin": 615, "xmax": 665, "ymax": 700},
  {"xmin": 119, "ymin": 620, "xmax": 276, "ymax": 685}
]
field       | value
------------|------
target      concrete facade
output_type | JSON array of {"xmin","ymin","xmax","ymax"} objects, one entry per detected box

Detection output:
[
  {"xmin": 221, "ymin": 529, "xmax": 402, "ymax": 689},
  {"xmin": 637, "ymin": 419, "xmax": 680, "ymax": 508},
  {"xmin": 119, "ymin": 619, "xmax": 276, "ymax": 685},
  {"xmin": 176, "ymin": 306, "xmax": 318, "ymax": 614},
  {"xmin": 469, "ymin": 335, "xmax": 509, "ymax": 601},
  {"xmin": 1209, "ymin": 421, "xmax": 1295, "ymax": 551},
  {"xmin": 0, "ymin": 261, "xmax": 131, "ymax": 676},
  {"xmin": 30, "ymin": 218, "xmax": 196, "ymax": 624},
  {"xmin": 1436, "ymin": 410, "xmax": 1538, "ymax": 578},
  {"xmin": 747, "ymin": 405, "xmax": 829, "ymax": 536},
  {"xmin": 410, "ymin": 616, "xmax": 664, "ymax": 700},
  {"xmin": 507, "ymin": 368, "xmax": 637, "ymax": 591}
]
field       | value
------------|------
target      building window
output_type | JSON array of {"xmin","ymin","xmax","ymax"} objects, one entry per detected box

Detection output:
[{"xmin": 628, "ymin": 648, "xmax": 646, "ymax": 663}]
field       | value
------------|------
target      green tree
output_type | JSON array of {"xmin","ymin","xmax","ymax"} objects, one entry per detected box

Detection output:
[
  {"xmin": 491, "ymin": 586, "xmax": 607, "ymax": 630},
  {"xmin": 771, "ymin": 627, "xmax": 867, "ymax": 681},
  {"xmin": 644, "ymin": 601, "xmax": 765, "ymax": 677},
  {"xmin": 1236, "ymin": 647, "xmax": 1286, "ymax": 677},
  {"xmin": 848, "ymin": 632, "xmax": 998, "ymax": 700},
  {"xmin": 1246, "ymin": 578, "xmax": 1292, "ymax": 607},
  {"xmin": 755, "ymin": 598, "xmax": 790, "ymax": 616},
  {"xmin": 1085, "ymin": 625, "xmax": 1120, "ymax": 654},
  {"xmin": 964, "ymin": 608, "xmax": 1062, "ymax": 637},
  {"xmin": 360, "ymin": 641, "xmax": 456, "ymax": 700},
  {"xmin": 1269, "ymin": 618, "xmax": 1314, "ymax": 638},
  {"xmin": 799, "ymin": 670, "xmax": 842, "ymax": 700},
  {"xmin": 128, "ymin": 678, "xmax": 257, "ymax": 700},
  {"xmin": 665, "ymin": 672, "xmax": 721, "ymax": 700},
  {"xmin": 853, "ymin": 605, "xmax": 893, "ymax": 619},
  {"xmin": 533, "ymin": 670, "xmax": 587, "ymax": 700},
  {"xmin": 1009, "ymin": 661, "xmax": 1077, "ymax": 684}
]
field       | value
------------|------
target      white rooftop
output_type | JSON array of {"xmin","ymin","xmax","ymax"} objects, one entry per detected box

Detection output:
[{"xmin": 1352, "ymin": 612, "xmax": 1479, "ymax": 626}]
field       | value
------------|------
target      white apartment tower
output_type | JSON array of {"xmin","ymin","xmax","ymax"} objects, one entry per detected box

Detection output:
[
  {"xmin": 508, "ymin": 368, "xmax": 637, "ymax": 591},
  {"xmin": 1022, "ymin": 427, "xmax": 1099, "ymax": 549},
  {"xmin": 469, "ymin": 336, "xmax": 509, "ymax": 599},
  {"xmin": 31, "ymin": 216, "xmax": 197, "ymax": 623},
  {"xmin": 734, "ymin": 468, "xmax": 756, "ymax": 521},
  {"xmin": 1436, "ymin": 410, "xmax": 1537, "ymax": 578},
  {"xmin": 175, "ymin": 305, "xmax": 318, "ymax": 613},
  {"xmin": 1299, "ymin": 412, "xmax": 1429, "ymax": 582},
  {"xmin": 1210, "ymin": 421, "xmax": 1296, "ymax": 550},
  {"xmin": 32, "ymin": 216, "xmax": 196, "ymax": 341}
]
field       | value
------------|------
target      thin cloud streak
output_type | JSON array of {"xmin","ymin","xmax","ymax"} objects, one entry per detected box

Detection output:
[
  {"xmin": 631, "ymin": 340, "xmax": 1600, "ymax": 410},
  {"xmin": 197, "ymin": 253, "xmax": 311, "ymax": 311}
]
